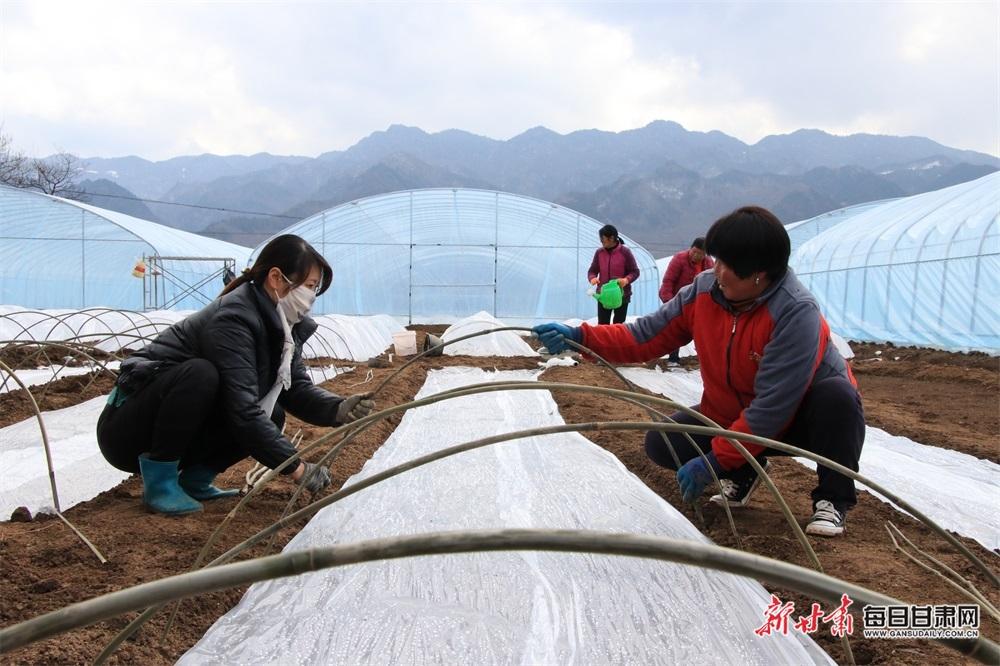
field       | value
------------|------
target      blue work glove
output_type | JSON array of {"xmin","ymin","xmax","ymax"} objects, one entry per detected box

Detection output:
[
  {"xmin": 531, "ymin": 322, "xmax": 582, "ymax": 354},
  {"xmin": 676, "ymin": 453, "xmax": 724, "ymax": 504}
]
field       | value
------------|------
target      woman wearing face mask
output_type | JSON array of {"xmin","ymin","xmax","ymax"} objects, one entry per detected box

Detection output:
[{"xmin": 96, "ymin": 235, "xmax": 375, "ymax": 515}]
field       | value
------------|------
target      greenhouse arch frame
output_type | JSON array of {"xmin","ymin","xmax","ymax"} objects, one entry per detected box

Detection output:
[
  {"xmin": 251, "ymin": 188, "xmax": 661, "ymax": 324},
  {"xmin": 0, "ymin": 184, "xmax": 251, "ymax": 311},
  {"xmin": 789, "ymin": 172, "xmax": 999, "ymax": 352}
]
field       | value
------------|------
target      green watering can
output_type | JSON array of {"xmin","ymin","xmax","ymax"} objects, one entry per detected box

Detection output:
[{"xmin": 591, "ymin": 280, "xmax": 623, "ymax": 309}]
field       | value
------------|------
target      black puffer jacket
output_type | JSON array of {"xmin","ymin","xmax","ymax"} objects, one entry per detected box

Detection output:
[{"xmin": 118, "ymin": 281, "xmax": 345, "ymax": 472}]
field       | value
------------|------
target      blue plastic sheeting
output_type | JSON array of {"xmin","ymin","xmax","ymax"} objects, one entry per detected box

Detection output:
[
  {"xmin": 0, "ymin": 185, "xmax": 251, "ymax": 310},
  {"xmin": 785, "ymin": 199, "xmax": 897, "ymax": 253},
  {"xmin": 790, "ymin": 173, "xmax": 999, "ymax": 353},
  {"xmin": 249, "ymin": 189, "xmax": 661, "ymax": 324}
]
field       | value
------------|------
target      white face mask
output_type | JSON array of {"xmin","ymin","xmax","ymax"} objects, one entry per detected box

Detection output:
[{"xmin": 276, "ymin": 274, "xmax": 317, "ymax": 324}]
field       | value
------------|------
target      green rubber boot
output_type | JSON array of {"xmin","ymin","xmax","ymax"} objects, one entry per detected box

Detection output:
[
  {"xmin": 179, "ymin": 465, "xmax": 240, "ymax": 501},
  {"xmin": 138, "ymin": 455, "xmax": 203, "ymax": 515}
]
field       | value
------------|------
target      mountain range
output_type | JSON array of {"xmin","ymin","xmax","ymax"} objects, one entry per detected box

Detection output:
[{"xmin": 76, "ymin": 122, "xmax": 999, "ymax": 252}]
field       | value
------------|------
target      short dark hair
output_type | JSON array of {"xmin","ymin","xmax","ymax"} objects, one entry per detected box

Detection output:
[
  {"xmin": 221, "ymin": 234, "xmax": 333, "ymax": 297},
  {"xmin": 705, "ymin": 207, "xmax": 789, "ymax": 280},
  {"xmin": 598, "ymin": 224, "xmax": 619, "ymax": 241},
  {"xmin": 691, "ymin": 237, "xmax": 706, "ymax": 250}
]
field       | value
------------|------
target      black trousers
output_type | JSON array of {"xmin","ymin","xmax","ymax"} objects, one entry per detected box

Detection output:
[
  {"xmin": 643, "ymin": 376, "xmax": 865, "ymax": 513},
  {"xmin": 97, "ymin": 358, "xmax": 284, "ymax": 474},
  {"xmin": 597, "ymin": 298, "xmax": 629, "ymax": 325}
]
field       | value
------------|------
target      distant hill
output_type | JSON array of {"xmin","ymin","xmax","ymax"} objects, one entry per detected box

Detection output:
[
  {"xmin": 77, "ymin": 179, "xmax": 161, "ymax": 222},
  {"xmin": 200, "ymin": 153, "xmax": 490, "ymax": 246},
  {"xmin": 557, "ymin": 163, "xmax": 908, "ymax": 255},
  {"xmin": 282, "ymin": 153, "xmax": 492, "ymax": 218},
  {"xmin": 77, "ymin": 122, "xmax": 999, "ymax": 252},
  {"xmin": 749, "ymin": 129, "xmax": 998, "ymax": 174},
  {"xmin": 877, "ymin": 157, "xmax": 999, "ymax": 194},
  {"xmin": 78, "ymin": 152, "xmax": 311, "ymax": 200}
]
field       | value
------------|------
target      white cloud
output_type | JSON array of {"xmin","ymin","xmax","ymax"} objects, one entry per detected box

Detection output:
[
  {"xmin": 0, "ymin": 0, "xmax": 996, "ymax": 159},
  {"xmin": 1, "ymin": 1, "xmax": 302, "ymax": 156}
]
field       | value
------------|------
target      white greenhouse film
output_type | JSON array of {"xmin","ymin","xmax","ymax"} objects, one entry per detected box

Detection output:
[
  {"xmin": 789, "ymin": 172, "xmax": 999, "ymax": 352},
  {"xmin": 249, "ymin": 189, "xmax": 661, "ymax": 324},
  {"xmin": 0, "ymin": 185, "xmax": 251, "ymax": 311}
]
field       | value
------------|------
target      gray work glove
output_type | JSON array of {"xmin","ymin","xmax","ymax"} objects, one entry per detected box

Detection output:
[
  {"xmin": 335, "ymin": 393, "xmax": 375, "ymax": 424},
  {"xmin": 296, "ymin": 461, "xmax": 331, "ymax": 493}
]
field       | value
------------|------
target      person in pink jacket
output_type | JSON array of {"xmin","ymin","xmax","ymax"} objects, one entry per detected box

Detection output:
[
  {"xmin": 659, "ymin": 237, "xmax": 714, "ymax": 363},
  {"xmin": 588, "ymin": 224, "xmax": 641, "ymax": 324}
]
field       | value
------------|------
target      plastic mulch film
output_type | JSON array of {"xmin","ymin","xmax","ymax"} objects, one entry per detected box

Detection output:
[
  {"xmin": 0, "ymin": 396, "xmax": 130, "ymax": 517},
  {"xmin": 442, "ymin": 311, "xmax": 539, "ymax": 357},
  {"xmin": 182, "ymin": 367, "xmax": 830, "ymax": 664},
  {"xmin": 797, "ymin": 429, "xmax": 1000, "ymax": 552},
  {"xmin": 1, "ymin": 361, "xmax": 120, "ymax": 394},
  {"xmin": 307, "ymin": 314, "xmax": 404, "ymax": 361},
  {"xmin": 620, "ymin": 367, "xmax": 1000, "ymax": 552},
  {"xmin": 0, "ymin": 358, "xmax": 342, "ymax": 519}
]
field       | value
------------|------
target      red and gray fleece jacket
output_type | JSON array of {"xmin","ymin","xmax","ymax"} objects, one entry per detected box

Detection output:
[{"xmin": 579, "ymin": 268, "xmax": 859, "ymax": 470}]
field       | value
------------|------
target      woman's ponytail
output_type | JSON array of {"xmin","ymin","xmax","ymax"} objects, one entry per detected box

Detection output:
[
  {"xmin": 219, "ymin": 267, "xmax": 256, "ymax": 297},
  {"xmin": 219, "ymin": 235, "xmax": 333, "ymax": 299}
]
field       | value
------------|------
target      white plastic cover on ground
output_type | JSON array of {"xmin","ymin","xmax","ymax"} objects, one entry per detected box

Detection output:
[
  {"xmin": 304, "ymin": 365, "xmax": 353, "ymax": 385},
  {"xmin": 0, "ymin": 396, "xmax": 130, "ymax": 518},
  {"xmin": 1, "ymin": 361, "xmax": 120, "ymax": 394},
  {"xmin": 829, "ymin": 331, "xmax": 854, "ymax": 360},
  {"xmin": 0, "ymin": 306, "xmax": 401, "ymax": 361},
  {"xmin": 183, "ymin": 368, "xmax": 830, "ymax": 665},
  {"xmin": 0, "ymin": 362, "xmax": 348, "ymax": 518},
  {"xmin": 619, "ymin": 366, "xmax": 706, "ymax": 407},
  {"xmin": 796, "ymin": 432, "xmax": 1000, "ymax": 552},
  {"xmin": 443, "ymin": 311, "xmax": 539, "ymax": 357},
  {"xmin": 537, "ymin": 356, "xmax": 579, "ymax": 369},
  {"xmin": 307, "ymin": 313, "xmax": 404, "ymax": 360},
  {"xmin": 619, "ymin": 368, "xmax": 1000, "ymax": 552}
]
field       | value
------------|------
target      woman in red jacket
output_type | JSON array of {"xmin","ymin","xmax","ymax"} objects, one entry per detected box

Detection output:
[
  {"xmin": 587, "ymin": 224, "xmax": 641, "ymax": 324},
  {"xmin": 536, "ymin": 207, "xmax": 864, "ymax": 537},
  {"xmin": 659, "ymin": 237, "xmax": 714, "ymax": 363}
]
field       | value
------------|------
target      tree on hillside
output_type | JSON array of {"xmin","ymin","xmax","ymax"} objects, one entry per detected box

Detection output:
[
  {"xmin": 0, "ymin": 131, "xmax": 28, "ymax": 187},
  {"xmin": 0, "ymin": 129, "xmax": 85, "ymax": 199}
]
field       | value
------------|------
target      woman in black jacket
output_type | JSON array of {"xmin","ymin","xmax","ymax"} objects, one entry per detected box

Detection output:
[{"xmin": 97, "ymin": 235, "xmax": 375, "ymax": 515}]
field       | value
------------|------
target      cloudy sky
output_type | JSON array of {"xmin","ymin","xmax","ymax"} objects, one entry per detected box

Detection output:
[{"xmin": 1, "ymin": 1, "xmax": 997, "ymax": 160}]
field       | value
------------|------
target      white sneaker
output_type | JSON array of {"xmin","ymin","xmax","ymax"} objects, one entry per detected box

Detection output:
[
  {"xmin": 709, "ymin": 461, "xmax": 770, "ymax": 507},
  {"xmin": 806, "ymin": 500, "xmax": 846, "ymax": 537}
]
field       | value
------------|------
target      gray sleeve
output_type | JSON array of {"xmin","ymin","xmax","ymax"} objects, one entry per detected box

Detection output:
[{"xmin": 743, "ymin": 300, "xmax": 825, "ymax": 438}]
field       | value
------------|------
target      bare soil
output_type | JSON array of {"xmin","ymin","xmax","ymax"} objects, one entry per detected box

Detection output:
[
  {"xmin": 0, "ymin": 344, "xmax": 118, "ymax": 371},
  {"xmin": 0, "ymin": 334, "xmax": 996, "ymax": 664},
  {"xmin": 848, "ymin": 342, "xmax": 999, "ymax": 464}
]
